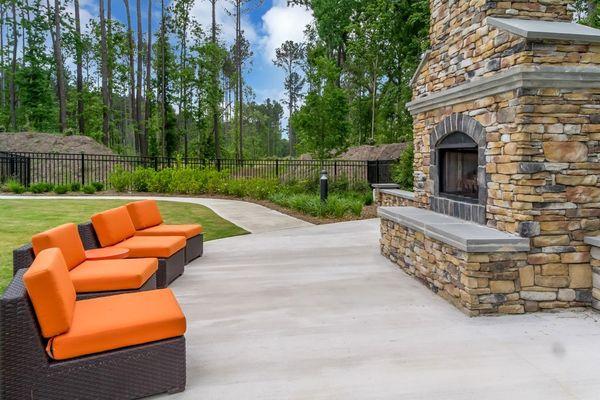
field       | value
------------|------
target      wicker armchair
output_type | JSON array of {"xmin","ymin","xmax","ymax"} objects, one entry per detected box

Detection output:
[{"xmin": 0, "ymin": 269, "xmax": 186, "ymax": 400}]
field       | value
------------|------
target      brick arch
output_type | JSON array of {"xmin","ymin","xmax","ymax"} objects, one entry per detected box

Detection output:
[{"xmin": 429, "ymin": 113, "xmax": 487, "ymax": 224}]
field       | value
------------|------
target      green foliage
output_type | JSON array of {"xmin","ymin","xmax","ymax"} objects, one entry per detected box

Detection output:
[
  {"xmin": 29, "ymin": 182, "xmax": 54, "ymax": 194},
  {"xmin": 392, "ymin": 144, "xmax": 414, "ymax": 190},
  {"xmin": 82, "ymin": 184, "xmax": 97, "ymax": 194},
  {"xmin": 53, "ymin": 184, "xmax": 70, "ymax": 195},
  {"xmin": 268, "ymin": 193, "xmax": 364, "ymax": 218},
  {"xmin": 131, "ymin": 168, "xmax": 155, "ymax": 192},
  {"xmin": 109, "ymin": 166, "xmax": 132, "ymax": 192},
  {"xmin": 91, "ymin": 182, "xmax": 105, "ymax": 191},
  {"xmin": 70, "ymin": 182, "xmax": 82, "ymax": 192},
  {"xmin": 107, "ymin": 165, "xmax": 371, "ymax": 219},
  {"xmin": 6, "ymin": 180, "xmax": 26, "ymax": 194}
]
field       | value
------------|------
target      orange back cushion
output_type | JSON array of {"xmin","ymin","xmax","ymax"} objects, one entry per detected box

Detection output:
[
  {"xmin": 126, "ymin": 200, "xmax": 163, "ymax": 230},
  {"xmin": 91, "ymin": 206, "xmax": 136, "ymax": 247},
  {"xmin": 32, "ymin": 223, "xmax": 86, "ymax": 270},
  {"xmin": 23, "ymin": 248, "xmax": 76, "ymax": 338}
]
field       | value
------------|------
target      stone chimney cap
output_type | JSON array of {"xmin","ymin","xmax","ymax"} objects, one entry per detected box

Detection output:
[{"xmin": 488, "ymin": 17, "xmax": 600, "ymax": 43}]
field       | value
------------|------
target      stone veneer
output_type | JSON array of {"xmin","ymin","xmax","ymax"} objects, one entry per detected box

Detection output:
[{"xmin": 379, "ymin": 0, "xmax": 600, "ymax": 315}]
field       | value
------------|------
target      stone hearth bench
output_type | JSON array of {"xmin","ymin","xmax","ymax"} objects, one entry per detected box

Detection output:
[{"xmin": 379, "ymin": 206, "xmax": 531, "ymax": 316}]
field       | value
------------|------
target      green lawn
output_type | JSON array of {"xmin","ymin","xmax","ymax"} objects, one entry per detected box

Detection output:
[{"xmin": 0, "ymin": 199, "xmax": 248, "ymax": 293}]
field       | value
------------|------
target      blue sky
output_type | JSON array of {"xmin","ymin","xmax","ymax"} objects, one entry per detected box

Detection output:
[{"xmin": 75, "ymin": 0, "xmax": 313, "ymax": 105}]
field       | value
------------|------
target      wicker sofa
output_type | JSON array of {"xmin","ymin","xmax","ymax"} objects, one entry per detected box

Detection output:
[{"xmin": 0, "ymin": 252, "xmax": 186, "ymax": 400}]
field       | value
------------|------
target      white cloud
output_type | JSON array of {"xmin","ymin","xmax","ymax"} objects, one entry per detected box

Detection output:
[
  {"xmin": 259, "ymin": 0, "xmax": 313, "ymax": 63},
  {"xmin": 191, "ymin": 0, "xmax": 258, "ymax": 45}
]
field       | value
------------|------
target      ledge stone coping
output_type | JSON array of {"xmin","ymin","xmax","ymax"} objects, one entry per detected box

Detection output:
[
  {"xmin": 372, "ymin": 183, "xmax": 400, "ymax": 190},
  {"xmin": 584, "ymin": 236, "xmax": 600, "ymax": 247},
  {"xmin": 488, "ymin": 17, "xmax": 600, "ymax": 43},
  {"xmin": 379, "ymin": 189, "xmax": 415, "ymax": 201},
  {"xmin": 378, "ymin": 206, "xmax": 530, "ymax": 253}
]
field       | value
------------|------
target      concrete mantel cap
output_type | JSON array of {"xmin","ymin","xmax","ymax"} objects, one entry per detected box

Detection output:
[
  {"xmin": 406, "ymin": 64, "xmax": 600, "ymax": 115},
  {"xmin": 378, "ymin": 206, "xmax": 531, "ymax": 253},
  {"xmin": 487, "ymin": 17, "xmax": 600, "ymax": 43}
]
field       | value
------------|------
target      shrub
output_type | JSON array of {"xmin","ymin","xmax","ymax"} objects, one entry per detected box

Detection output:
[
  {"xmin": 29, "ymin": 182, "xmax": 54, "ymax": 193},
  {"xmin": 82, "ymin": 184, "xmax": 96, "ymax": 194},
  {"xmin": 131, "ymin": 168, "xmax": 155, "ymax": 192},
  {"xmin": 148, "ymin": 168, "xmax": 173, "ymax": 193},
  {"xmin": 109, "ymin": 166, "xmax": 131, "ymax": 192},
  {"xmin": 392, "ymin": 144, "xmax": 414, "ymax": 190},
  {"xmin": 70, "ymin": 182, "xmax": 82, "ymax": 192},
  {"xmin": 91, "ymin": 181, "xmax": 104, "ymax": 191},
  {"xmin": 6, "ymin": 180, "xmax": 26, "ymax": 194},
  {"xmin": 269, "ymin": 193, "xmax": 364, "ymax": 218},
  {"xmin": 53, "ymin": 184, "xmax": 70, "ymax": 194}
]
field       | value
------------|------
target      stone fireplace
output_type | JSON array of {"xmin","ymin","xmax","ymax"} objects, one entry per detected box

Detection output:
[{"xmin": 378, "ymin": 0, "xmax": 600, "ymax": 315}]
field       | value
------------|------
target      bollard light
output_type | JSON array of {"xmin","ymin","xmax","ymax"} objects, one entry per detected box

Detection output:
[{"xmin": 320, "ymin": 170, "xmax": 328, "ymax": 202}]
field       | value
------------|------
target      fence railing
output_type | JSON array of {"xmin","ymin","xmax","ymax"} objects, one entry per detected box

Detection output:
[{"xmin": 0, "ymin": 151, "xmax": 396, "ymax": 188}]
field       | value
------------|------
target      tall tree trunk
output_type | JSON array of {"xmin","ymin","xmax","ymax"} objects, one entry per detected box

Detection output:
[
  {"xmin": 0, "ymin": 4, "xmax": 5, "ymax": 111},
  {"xmin": 211, "ymin": 0, "xmax": 220, "ymax": 159},
  {"xmin": 136, "ymin": 0, "xmax": 144, "ymax": 155},
  {"xmin": 288, "ymin": 91, "xmax": 293, "ymax": 157},
  {"xmin": 107, "ymin": 0, "xmax": 114, "ymax": 141},
  {"xmin": 160, "ymin": 0, "xmax": 166, "ymax": 156},
  {"xmin": 144, "ymin": 0, "xmax": 152, "ymax": 151},
  {"xmin": 53, "ymin": 0, "xmax": 67, "ymax": 132},
  {"xmin": 236, "ymin": 0, "xmax": 243, "ymax": 160},
  {"xmin": 9, "ymin": 0, "xmax": 16, "ymax": 131},
  {"xmin": 99, "ymin": 0, "xmax": 110, "ymax": 144},
  {"xmin": 181, "ymin": 29, "xmax": 187, "ymax": 160},
  {"xmin": 74, "ymin": 0, "xmax": 84, "ymax": 134},
  {"xmin": 123, "ymin": 0, "xmax": 136, "ymax": 151}
]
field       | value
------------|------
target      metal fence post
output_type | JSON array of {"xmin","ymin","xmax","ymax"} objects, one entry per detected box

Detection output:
[
  {"xmin": 25, "ymin": 156, "xmax": 31, "ymax": 187},
  {"xmin": 154, "ymin": 156, "xmax": 159, "ymax": 171},
  {"xmin": 80, "ymin": 153, "xmax": 86, "ymax": 186},
  {"xmin": 275, "ymin": 159, "xmax": 280, "ymax": 177},
  {"xmin": 216, "ymin": 158, "xmax": 221, "ymax": 172}
]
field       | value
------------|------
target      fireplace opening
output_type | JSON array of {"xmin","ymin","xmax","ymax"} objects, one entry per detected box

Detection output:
[{"xmin": 438, "ymin": 132, "xmax": 478, "ymax": 202}]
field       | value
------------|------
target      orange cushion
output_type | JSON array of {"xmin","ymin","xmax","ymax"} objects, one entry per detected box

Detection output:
[
  {"xmin": 135, "ymin": 224, "xmax": 203, "ymax": 239},
  {"xmin": 69, "ymin": 258, "xmax": 158, "ymax": 293},
  {"xmin": 32, "ymin": 223, "xmax": 86, "ymax": 271},
  {"xmin": 91, "ymin": 206, "xmax": 136, "ymax": 247},
  {"xmin": 47, "ymin": 289, "xmax": 186, "ymax": 360},
  {"xmin": 23, "ymin": 248, "xmax": 76, "ymax": 338},
  {"xmin": 118, "ymin": 236, "xmax": 186, "ymax": 258},
  {"xmin": 126, "ymin": 200, "xmax": 163, "ymax": 230}
]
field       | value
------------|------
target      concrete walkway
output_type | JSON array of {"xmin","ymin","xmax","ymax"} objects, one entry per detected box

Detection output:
[
  {"xmin": 164, "ymin": 218, "xmax": 600, "ymax": 400},
  {"xmin": 0, "ymin": 195, "xmax": 312, "ymax": 234}
]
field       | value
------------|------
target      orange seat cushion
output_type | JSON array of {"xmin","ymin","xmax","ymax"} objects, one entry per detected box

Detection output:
[
  {"xmin": 135, "ymin": 224, "xmax": 203, "ymax": 239},
  {"xmin": 47, "ymin": 289, "xmax": 186, "ymax": 360},
  {"xmin": 126, "ymin": 200, "xmax": 163, "ymax": 230},
  {"xmin": 32, "ymin": 223, "xmax": 86, "ymax": 271},
  {"xmin": 118, "ymin": 235, "xmax": 186, "ymax": 258},
  {"xmin": 23, "ymin": 248, "xmax": 76, "ymax": 338},
  {"xmin": 69, "ymin": 258, "xmax": 158, "ymax": 293},
  {"xmin": 91, "ymin": 206, "xmax": 136, "ymax": 247}
]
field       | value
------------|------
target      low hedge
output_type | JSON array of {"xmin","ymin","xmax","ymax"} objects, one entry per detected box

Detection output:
[{"xmin": 108, "ymin": 166, "xmax": 371, "ymax": 218}]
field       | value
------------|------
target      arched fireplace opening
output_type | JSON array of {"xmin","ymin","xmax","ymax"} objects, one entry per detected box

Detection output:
[
  {"xmin": 430, "ymin": 114, "xmax": 487, "ymax": 224},
  {"xmin": 438, "ymin": 132, "xmax": 479, "ymax": 202}
]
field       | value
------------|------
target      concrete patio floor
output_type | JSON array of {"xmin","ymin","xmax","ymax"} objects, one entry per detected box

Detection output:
[{"xmin": 163, "ymin": 218, "xmax": 600, "ymax": 400}]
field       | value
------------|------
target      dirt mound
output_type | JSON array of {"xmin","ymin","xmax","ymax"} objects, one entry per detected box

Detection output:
[
  {"xmin": 0, "ymin": 132, "xmax": 114, "ymax": 155},
  {"xmin": 338, "ymin": 143, "xmax": 408, "ymax": 161}
]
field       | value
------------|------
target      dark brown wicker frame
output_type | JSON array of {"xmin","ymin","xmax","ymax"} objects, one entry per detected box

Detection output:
[
  {"xmin": 0, "ymin": 269, "xmax": 186, "ymax": 400},
  {"xmin": 12, "ymin": 244, "xmax": 158, "ymax": 300},
  {"xmin": 78, "ymin": 222, "xmax": 185, "ymax": 288},
  {"xmin": 185, "ymin": 233, "xmax": 204, "ymax": 263}
]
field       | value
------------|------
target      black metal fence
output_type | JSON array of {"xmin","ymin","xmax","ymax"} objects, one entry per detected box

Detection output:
[{"xmin": 0, "ymin": 151, "xmax": 396, "ymax": 188}]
